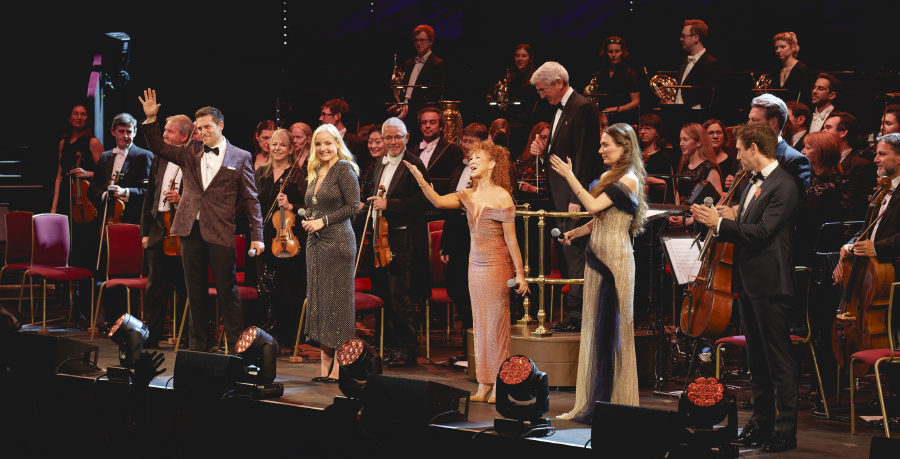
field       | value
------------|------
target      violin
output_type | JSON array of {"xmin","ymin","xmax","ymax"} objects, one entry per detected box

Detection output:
[
  {"xmin": 679, "ymin": 166, "xmax": 748, "ymax": 339},
  {"xmin": 71, "ymin": 152, "xmax": 96, "ymax": 223},
  {"xmin": 107, "ymin": 169, "xmax": 125, "ymax": 224},
  {"xmin": 832, "ymin": 176, "xmax": 894, "ymax": 377},
  {"xmin": 271, "ymin": 191, "xmax": 300, "ymax": 258},
  {"xmin": 162, "ymin": 168, "xmax": 181, "ymax": 256},
  {"xmin": 372, "ymin": 185, "xmax": 392, "ymax": 268}
]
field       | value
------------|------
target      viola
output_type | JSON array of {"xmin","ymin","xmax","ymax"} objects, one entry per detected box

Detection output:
[
  {"xmin": 680, "ymin": 166, "xmax": 748, "ymax": 339},
  {"xmin": 162, "ymin": 167, "xmax": 181, "ymax": 256},
  {"xmin": 71, "ymin": 152, "xmax": 96, "ymax": 223},
  {"xmin": 107, "ymin": 169, "xmax": 126, "ymax": 224},
  {"xmin": 271, "ymin": 193, "xmax": 300, "ymax": 258},
  {"xmin": 832, "ymin": 176, "xmax": 894, "ymax": 377}
]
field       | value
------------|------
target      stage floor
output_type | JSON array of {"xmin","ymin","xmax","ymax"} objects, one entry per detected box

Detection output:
[{"xmin": 12, "ymin": 318, "xmax": 888, "ymax": 457}]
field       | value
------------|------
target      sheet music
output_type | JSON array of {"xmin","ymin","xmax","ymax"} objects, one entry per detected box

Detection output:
[
  {"xmin": 645, "ymin": 209, "xmax": 669, "ymax": 219},
  {"xmin": 663, "ymin": 235, "xmax": 702, "ymax": 285}
]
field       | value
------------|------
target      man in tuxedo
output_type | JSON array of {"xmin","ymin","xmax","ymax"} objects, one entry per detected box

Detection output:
[
  {"xmin": 823, "ymin": 111, "xmax": 876, "ymax": 218},
  {"xmin": 748, "ymin": 94, "xmax": 811, "ymax": 198},
  {"xmin": 139, "ymin": 114, "xmax": 192, "ymax": 348},
  {"xmin": 529, "ymin": 61, "xmax": 601, "ymax": 332},
  {"xmin": 693, "ymin": 123, "xmax": 801, "ymax": 452},
  {"xmin": 391, "ymin": 24, "xmax": 447, "ymax": 122},
  {"xmin": 809, "ymin": 73, "xmax": 842, "ymax": 133},
  {"xmin": 408, "ymin": 107, "xmax": 464, "ymax": 195},
  {"xmin": 139, "ymin": 89, "xmax": 264, "ymax": 353},
  {"xmin": 319, "ymin": 98, "xmax": 366, "ymax": 162},
  {"xmin": 440, "ymin": 122, "xmax": 488, "ymax": 358},
  {"xmin": 88, "ymin": 113, "xmax": 153, "ymax": 326},
  {"xmin": 672, "ymin": 19, "xmax": 721, "ymax": 108},
  {"xmin": 361, "ymin": 117, "xmax": 433, "ymax": 366},
  {"xmin": 785, "ymin": 101, "xmax": 810, "ymax": 151}
]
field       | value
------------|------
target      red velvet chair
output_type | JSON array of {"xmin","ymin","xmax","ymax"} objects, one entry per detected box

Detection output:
[
  {"xmin": 850, "ymin": 281, "xmax": 900, "ymax": 437},
  {"xmin": 3, "ymin": 211, "xmax": 33, "ymax": 311},
  {"xmin": 354, "ymin": 277, "xmax": 372, "ymax": 291},
  {"xmin": 355, "ymin": 291, "xmax": 385, "ymax": 358},
  {"xmin": 19, "ymin": 214, "xmax": 93, "ymax": 334},
  {"xmin": 424, "ymin": 229, "xmax": 454, "ymax": 360},
  {"xmin": 428, "ymin": 220, "xmax": 444, "ymax": 233},
  {"xmin": 92, "ymin": 224, "xmax": 147, "ymax": 342}
]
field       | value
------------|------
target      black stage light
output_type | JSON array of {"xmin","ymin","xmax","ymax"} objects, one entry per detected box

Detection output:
[
  {"xmin": 233, "ymin": 326, "xmax": 283, "ymax": 399},
  {"xmin": 0, "ymin": 305, "xmax": 23, "ymax": 335},
  {"xmin": 494, "ymin": 355, "xmax": 554, "ymax": 438},
  {"xmin": 337, "ymin": 337, "xmax": 383, "ymax": 399},
  {"xmin": 105, "ymin": 313, "xmax": 148, "ymax": 383},
  {"xmin": 672, "ymin": 377, "xmax": 739, "ymax": 459}
]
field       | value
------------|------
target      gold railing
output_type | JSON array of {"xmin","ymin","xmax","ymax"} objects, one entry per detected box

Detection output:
[{"xmin": 515, "ymin": 207, "xmax": 590, "ymax": 337}]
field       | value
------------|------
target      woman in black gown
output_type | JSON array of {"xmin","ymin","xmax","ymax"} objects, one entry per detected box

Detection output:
[
  {"xmin": 703, "ymin": 119, "xmax": 736, "ymax": 190},
  {"xmin": 669, "ymin": 123, "xmax": 723, "ymax": 229},
  {"xmin": 507, "ymin": 44, "xmax": 538, "ymax": 103},
  {"xmin": 592, "ymin": 36, "xmax": 640, "ymax": 125},
  {"xmin": 769, "ymin": 32, "xmax": 812, "ymax": 106},
  {"xmin": 255, "ymin": 129, "xmax": 306, "ymax": 351},
  {"xmin": 638, "ymin": 114, "xmax": 674, "ymax": 204}
]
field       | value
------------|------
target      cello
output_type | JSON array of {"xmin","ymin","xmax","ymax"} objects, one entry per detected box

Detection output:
[
  {"xmin": 162, "ymin": 167, "xmax": 181, "ymax": 256},
  {"xmin": 832, "ymin": 176, "xmax": 894, "ymax": 377},
  {"xmin": 680, "ymin": 166, "xmax": 748, "ymax": 339},
  {"xmin": 71, "ymin": 152, "xmax": 96, "ymax": 223}
]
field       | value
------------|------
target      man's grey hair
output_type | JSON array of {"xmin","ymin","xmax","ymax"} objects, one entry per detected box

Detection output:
[
  {"xmin": 382, "ymin": 117, "xmax": 408, "ymax": 136},
  {"xmin": 878, "ymin": 133, "xmax": 900, "ymax": 156},
  {"xmin": 166, "ymin": 115, "xmax": 195, "ymax": 137},
  {"xmin": 530, "ymin": 61, "xmax": 569, "ymax": 87},
  {"xmin": 751, "ymin": 94, "xmax": 788, "ymax": 132}
]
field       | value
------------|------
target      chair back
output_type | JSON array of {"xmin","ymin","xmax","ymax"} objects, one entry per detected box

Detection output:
[
  {"xmin": 429, "ymin": 230, "xmax": 445, "ymax": 285},
  {"xmin": 4, "ymin": 211, "xmax": 34, "ymax": 265},
  {"xmin": 106, "ymin": 224, "xmax": 143, "ymax": 279},
  {"xmin": 793, "ymin": 266, "xmax": 813, "ymax": 343},
  {"xmin": 31, "ymin": 214, "xmax": 69, "ymax": 268},
  {"xmin": 428, "ymin": 220, "xmax": 444, "ymax": 233}
]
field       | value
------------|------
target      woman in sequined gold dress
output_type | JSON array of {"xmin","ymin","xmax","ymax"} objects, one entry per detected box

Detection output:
[
  {"xmin": 549, "ymin": 123, "xmax": 648, "ymax": 423},
  {"xmin": 404, "ymin": 141, "xmax": 529, "ymax": 403},
  {"xmin": 254, "ymin": 129, "xmax": 306, "ymax": 350},
  {"xmin": 303, "ymin": 124, "xmax": 360, "ymax": 381}
]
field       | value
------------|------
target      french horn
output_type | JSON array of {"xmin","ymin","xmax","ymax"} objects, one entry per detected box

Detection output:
[{"xmin": 649, "ymin": 74, "xmax": 677, "ymax": 103}]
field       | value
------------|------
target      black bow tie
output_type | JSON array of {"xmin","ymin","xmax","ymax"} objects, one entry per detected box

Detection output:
[
  {"xmin": 751, "ymin": 172, "xmax": 765, "ymax": 184},
  {"xmin": 555, "ymin": 103, "xmax": 565, "ymax": 110},
  {"xmin": 204, "ymin": 146, "xmax": 220, "ymax": 155}
]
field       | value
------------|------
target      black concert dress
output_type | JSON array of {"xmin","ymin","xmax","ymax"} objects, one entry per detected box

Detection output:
[
  {"xmin": 643, "ymin": 150, "xmax": 673, "ymax": 204},
  {"xmin": 675, "ymin": 160, "xmax": 717, "ymax": 204},
  {"xmin": 303, "ymin": 160, "xmax": 359, "ymax": 349},
  {"xmin": 591, "ymin": 65, "xmax": 640, "ymax": 124}
]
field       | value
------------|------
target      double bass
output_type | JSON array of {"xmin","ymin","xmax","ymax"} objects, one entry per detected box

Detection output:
[
  {"xmin": 680, "ymin": 167, "xmax": 748, "ymax": 339},
  {"xmin": 162, "ymin": 167, "xmax": 181, "ymax": 256},
  {"xmin": 832, "ymin": 176, "xmax": 894, "ymax": 377},
  {"xmin": 71, "ymin": 152, "xmax": 96, "ymax": 223}
]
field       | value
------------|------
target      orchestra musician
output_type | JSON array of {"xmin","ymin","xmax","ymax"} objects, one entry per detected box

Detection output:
[
  {"xmin": 529, "ymin": 61, "xmax": 601, "ymax": 333},
  {"xmin": 693, "ymin": 123, "xmax": 801, "ymax": 453},
  {"xmin": 361, "ymin": 117, "xmax": 434, "ymax": 367},
  {"xmin": 392, "ymin": 24, "xmax": 447, "ymax": 122},
  {"xmin": 747, "ymin": 94, "xmax": 811, "ymax": 198},
  {"xmin": 671, "ymin": 19, "xmax": 721, "ymax": 108},
  {"xmin": 251, "ymin": 120, "xmax": 276, "ymax": 171},
  {"xmin": 408, "ymin": 107, "xmax": 464, "ymax": 196},
  {"xmin": 139, "ymin": 89, "xmax": 264, "ymax": 353},
  {"xmin": 822, "ymin": 111, "xmax": 876, "ymax": 218},
  {"xmin": 319, "ymin": 98, "xmax": 367, "ymax": 168},
  {"xmin": 769, "ymin": 32, "xmax": 812, "ymax": 107},
  {"xmin": 785, "ymin": 101, "xmax": 811, "ymax": 151},
  {"xmin": 639, "ymin": 114, "xmax": 674, "ymax": 204},
  {"xmin": 593, "ymin": 36, "xmax": 640, "ymax": 123},
  {"xmin": 668, "ymin": 122, "xmax": 723, "ymax": 229},
  {"xmin": 809, "ymin": 73, "xmax": 842, "ymax": 133},
  {"xmin": 88, "ymin": 113, "xmax": 152, "ymax": 328},
  {"xmin": 703, "ymin": 119, "xmax": 735, "ymax": 189},
  {"xmin": 880, "ymin": 104, "xmax": 900, "ymax": 135},
  {"xmin": 140, "ymin": 114, "xmax": 191, "ymax": 348}
]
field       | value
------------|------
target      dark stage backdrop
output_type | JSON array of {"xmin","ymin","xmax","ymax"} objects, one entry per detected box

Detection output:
[{"xmin": 5, "ymin": 0, "xmax": 899, "ymax": 208}]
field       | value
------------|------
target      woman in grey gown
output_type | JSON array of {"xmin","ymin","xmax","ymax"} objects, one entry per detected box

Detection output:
[{"xmin": 302, "ymin": 124, "xmax": 360, "ymax": 381}]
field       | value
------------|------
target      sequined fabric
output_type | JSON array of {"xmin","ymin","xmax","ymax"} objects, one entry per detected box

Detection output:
[
  {"xmin": 304, "ymin": 160, "xmax": 359, "ymax": 349},
  {"xmin": 457, "ymin": 191, "xmax": 516, "ymax": 384},
  {"xmin": 559, "ymin": 181, "xmax": 640, "ymax": 422}
]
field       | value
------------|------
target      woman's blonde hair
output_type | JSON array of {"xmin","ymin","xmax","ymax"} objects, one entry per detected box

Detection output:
[
  {"xmin": 590, "ymin": 123, "xmax": 648, "ymax": 235},
  {"xmin": 258, "ymin": 129, "xmax": 294, "ymax": 177},
  {"xmin": 773, "ymin": 31, "xmax": 800, "ymax": 58},
  {"xmin": 307, "ymin": 124, "xmax": 359, "ymax": 184},
  {"xmin": 470, "ymin": 140, "xmax": 512, "ymax": 194},
  {"xmin": 677, "ymin": 123, "xmax": 722, "ymax": 178}
]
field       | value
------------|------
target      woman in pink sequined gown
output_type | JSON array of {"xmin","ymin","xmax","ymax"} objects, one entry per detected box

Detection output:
[{"xmin": 404, "ymin": 141, "xmax": 529, "ymax": 403}]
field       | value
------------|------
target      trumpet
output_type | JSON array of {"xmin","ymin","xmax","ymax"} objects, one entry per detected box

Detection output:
[{"xmin": 391, "ymin": 54, "xmax": 406, "ymax": 102}]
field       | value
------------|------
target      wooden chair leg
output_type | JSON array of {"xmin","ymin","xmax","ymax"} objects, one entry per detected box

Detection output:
[
  {"xmin": 850, "ymin": 359, "xmax": 856, "ymax": 434},
  {"xmin": 91, "ymin": 284, "xmax": 108, "ymax": 343},
  {"xmin": 126, "ymin": 287, "xmax": 131, "ymax": 316},
  {"xmin": 38, "ymin": 279, "xmax": 49, "ymax": 335},
  {"xmin": 446, "ymin": 303, "xmax": 450, "ymax": 339},
  {"xmin": 289, "ymin": 299, "xmax": 308, "ymax": 363},
  {"xmin": 66, "ymin": 281, "xmax": 74, "ymax": 324},
  {"xmin": 715, "ymin": 344, "xmax": 725, "ymax": 379},
  {"xmin": 16, "ymin": 270, "xmax": 27, "ymax": 313},
  {"xmin": 426, "ymin": 300, "xmax": 431, "ymax": 360},
  {"xmin": 380, "ymin": 307, "xmax": 384, "ymax": 359},
  {"xmin": 175, "ymin": 299, "xmax": 190, "ymax": 353},
  {"xmin": 169, "ymin": 291, "xmax": 177, "ymax": 344},
  {"xmin": 808, "ymin": 342, "xmax": 830, "ymax": 418},
  {"xmin": 28, "ymin": 275, "xmax": 35, "ymax": 323},
  {"xmin": 874, "ymin": 360, "xmax": 890, "ymax": 437}
]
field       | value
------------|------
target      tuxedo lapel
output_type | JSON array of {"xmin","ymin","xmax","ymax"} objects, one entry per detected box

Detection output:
[
  {"xmin": 549, "ymin": 99, "xmax": 574, "ymax": 154},
  {"xmin": 874, "ymin": 191, "xmax": 899, "ymax": 241},
  {"xmin": 207, "ymin": 142, "xmax": 236, "ymax": 189},
  {"xmin": 370, "ymin": 160, "xmax": 386, "ymax": 196},
  {"xmin": 737, "ymin": 178, "xmax": 754, "ymax": 222},
  {"xmin": 426, "ymin": 140, "xmax": 450, "ymax": 172}
]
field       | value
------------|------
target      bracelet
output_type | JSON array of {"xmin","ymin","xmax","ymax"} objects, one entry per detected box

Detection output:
[
  {"xmin": 575, "ymin": 188, "xmax": 584, "ymax": 196},
  {"xmin": 418, "ymin": 182, "xmax": 427, "ymax": 188},
  {"xmin": 324, "ymin": 215, "xmax": 329, "ymax": 227}
]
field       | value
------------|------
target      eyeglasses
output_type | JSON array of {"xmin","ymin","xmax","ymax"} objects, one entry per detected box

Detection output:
[
  {"xmin": 383, "ymin": 135, "xmax": 405, "ymax": 142},
  {"xmin": 536, "ymin": 87, "xmax": 550, "ymax": 96},
  {"xmin": 708, "ymin": 131, "xmax": 724, "ymax": 137},
  {"xmin": 680, "ymin": 34, "xmax": 696, "ymax": 39},
  {"xmin": 413, "ymin": 38, "xmax": 430, "ymax": 43},
  {"xmin": 320, "ymin": 112, "xmax": 334, "ymax": 118}
]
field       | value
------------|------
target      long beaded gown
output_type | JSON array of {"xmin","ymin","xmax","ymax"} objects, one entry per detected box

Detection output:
[
  {"xmin": 304, "ymin": 160, "xmax": 359, "ymax": 349},
  {"xmin": 559, "ymin": 180, "xmax": 640, "ymax": 423},
  {"xmin": 457, "ymin": 190, "xmax": 516, "ymax": 384}
]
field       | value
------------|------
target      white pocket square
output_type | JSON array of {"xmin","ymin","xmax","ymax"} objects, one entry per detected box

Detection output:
[{"xmin": 227, "ymin": 166, "xmax": 236, "ymax": 170}]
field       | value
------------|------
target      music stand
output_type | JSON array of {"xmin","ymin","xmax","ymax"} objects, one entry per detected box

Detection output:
[{"xmin": 814, "ymin": 221, "xmax": 863, "ymax": 256}]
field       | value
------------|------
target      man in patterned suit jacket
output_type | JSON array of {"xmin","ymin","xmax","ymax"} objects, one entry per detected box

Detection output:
[{"xmin": 139, "ymin": 89, "xmax": 263, "ymax": 352}]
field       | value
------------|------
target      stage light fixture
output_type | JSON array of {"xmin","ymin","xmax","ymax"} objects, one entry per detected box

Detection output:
[
  {"xmin": 674, "ymin": 377, "xmax": 739, "ymax": 458},
  {"xmin": 108, "ymin": 313, "xmax": 148, "ymax": 368},
  {"xmin": 336, "ymin": 337, "xmax": 383, "ymax": 399},
  {"xmin": 0, "ymin": 305, "xmax": 23, "ymax": 335},
  {"xmin": 494, "ymin": 355, "xmax": 553, "ymax": 438},
  {"xmin": 232, "ymin": 326, "xmax": 283, "ymax": 399}
]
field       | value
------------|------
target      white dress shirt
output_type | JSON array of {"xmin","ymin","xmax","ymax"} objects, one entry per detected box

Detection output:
[
  {"xmin": 548, "ymin": 87, "xmax": 575, "ymax": 154},
  {"xmin": 809, "ymin": 105, "xmax": 835, "ymax": 133},
  {"xmin": 197, "ymin": 136, "xmax": 228, "ymax": 219},
  {"xmin": 870, "ymin": 175, "xmax": 900, "ymax": 243},
  {"xmin": 792, "ymin": 129, "xmax": 807, "ymax": 148},
  {"xmin": 675, "ymin": 49, "xmax": 706, "ymax": 108},
  {"xmin": 455, "ymin": 159, "xmax": 472, "ymax": 192},
  {"xmin": 404, "ymin": 52, "xmax": 431, "ymax": 102},
  {"xmin": 418, "ymin": 138, "xmax": 439, "ymax": 168},
  {"xmin": 374, "ymin": 151, "xmax": 404, "ymax": 230},
  {"xmin": 840, "ymin": 148, "xmax": 853, "ymax": 165},
  {"xmin": 103, "ymin": 146, "xmax": 130, "ymax": 201},
  {"xmin": 158, "ymin": 162, "xmax": 182, "ymax": 212}
]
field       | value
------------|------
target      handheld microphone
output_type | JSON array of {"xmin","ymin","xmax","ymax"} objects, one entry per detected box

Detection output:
[
  {"xmin": 296, "ymin": 208, "xmax": 307, "ymax": 218},
  {"xmin": 507, "ymin": 278, "xmax": 518, "ymax": 288},
  {"xmin": 247, "ymin": 248, "xmax": 258, "ymax": 258},
  {"xmin": 703, "ymin": 196, "xmax": 714, "ymax": 208},
  {"xmin": 550, "ymin": 228, "xmax": 562, "ymax": 238}
]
